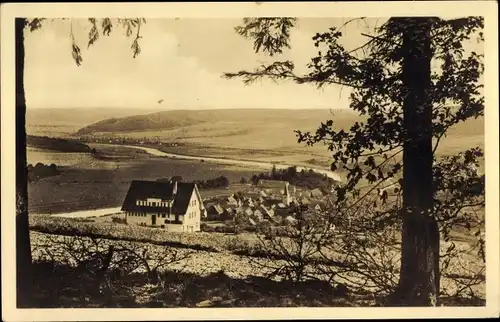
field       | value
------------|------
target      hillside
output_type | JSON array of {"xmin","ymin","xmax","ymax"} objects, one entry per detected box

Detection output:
[
  {"xmin": 26, "ymin": 107, "xmax": 164, "ymax": 138},
  {"xmin": 73, "ymin": 108, "xmax": 363, "ymax": 166},
  {"xmin": 27, "ymin": 107, "xmax": 484, "ymax": 168},
  {"xmin": 75, "ymin": 109, "xmax": 213, "ymax": 135},
  {"xmin": 74, "ymin": 108, "xmax": 484, "ymax": 162},
  {"xmin": 75, "ymin": 108, "xmax": 361, "ymax": 136}
]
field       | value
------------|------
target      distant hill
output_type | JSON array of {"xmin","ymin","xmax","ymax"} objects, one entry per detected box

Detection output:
[
  {"xmin": 75, "ymin": 109, "xmax": 212, "ymax": 135},
  {"xmin": 28, "ymin": 107, "xmax": 483, "ymax": 167},
  {"xmin": 75, "ymin": 108, "xmax": 361, "ymax": 135},
  {"xmin": 74, "ymin": 108, "xmax": 484, "ymax": 159},
  {"xmin": 26, "ymin": 107, "xmax": 163, "ymax": 138}
]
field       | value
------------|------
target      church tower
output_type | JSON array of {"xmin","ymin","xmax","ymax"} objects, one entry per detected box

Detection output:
[{"xmin": 283, "ymin": 182, "xmax": 291, "ymax": 206}]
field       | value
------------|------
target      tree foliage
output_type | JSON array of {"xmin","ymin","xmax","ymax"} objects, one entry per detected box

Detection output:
[
  {"xmin": 26, "ymin": 18, "xmax": 146, "ymax": 66},
  {"xmin": 224, "ymin": 16, "xmax": 485, "ymax": 305}
]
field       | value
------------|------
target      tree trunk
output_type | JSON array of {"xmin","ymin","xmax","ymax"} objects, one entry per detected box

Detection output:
[
  {"xmin": 15, "ymin": 18, "xmax": 33, "ymax": 308},
  {"xmin": 391, "ymin": 18, "xmax": 440, "ymax": 306}
]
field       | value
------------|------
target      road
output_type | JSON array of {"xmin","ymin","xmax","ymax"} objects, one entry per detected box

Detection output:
[
  {"xmin": 46, "ymin": 207, "xmax": 123, "ymax": 219},
  {"xmin": 112, "ymin": 144, "xmax": 343, "ymax": 182}
]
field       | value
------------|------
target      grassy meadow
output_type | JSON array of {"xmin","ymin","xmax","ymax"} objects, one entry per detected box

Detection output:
[{"xmin": 27, "ymin": 144, "xmax": 261, "ymax": 214}]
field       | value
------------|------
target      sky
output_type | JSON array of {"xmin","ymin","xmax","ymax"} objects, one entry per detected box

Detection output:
[
  {"xmin": 23, "ymin": 17, "xmax": 483, "ymax": 111},
  {"xmin": 24, "ymin": 18, "xmax": 384, "ymax": 110}
]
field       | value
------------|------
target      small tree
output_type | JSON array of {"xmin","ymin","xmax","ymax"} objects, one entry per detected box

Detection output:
[{"xmin": 251, "ymin": 205, "xmax": 332, "ymax": 283}]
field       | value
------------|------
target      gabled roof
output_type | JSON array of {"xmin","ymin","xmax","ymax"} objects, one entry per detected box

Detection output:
[
  {"xmin": 121, "ymin": 180, "xmax": 196, "ymax": 215},
  {"xmin": 310, "ymin": 188, "xmax": 324, "ymax": 198},
  {"xmin": 227, "ymin": 196, "xmax": 238, "ymax": 204},
  {"xmin": 209, "ymin": 204, "xmax": 224, "ymax": 215},
  {"xmin": 300, "ymin": 197, "xmax": 311, "ymax": 205}
]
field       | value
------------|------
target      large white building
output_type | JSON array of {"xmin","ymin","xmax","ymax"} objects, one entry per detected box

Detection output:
[{"xmin": 121, "ymin": 180, "xmax": 205, "ymax": 232}]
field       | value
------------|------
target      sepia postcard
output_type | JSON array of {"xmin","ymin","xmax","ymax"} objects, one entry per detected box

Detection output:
[{"xmin": 1, "ymin": 1, "xmax": 499, "ymax": 321}]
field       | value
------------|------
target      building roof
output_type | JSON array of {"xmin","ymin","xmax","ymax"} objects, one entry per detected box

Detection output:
[
  {"xmin": 253, "ymin": 209, "xmax": 264, "ymax": 218},
  {"xmin": 209, "ymin": 204, "xmax": 224, "ymax": 215},
  {"xmin": 227, "ymin": 196, "xmax": 238, "ymax": 204},
  {"xmin": 310, "ymin": 188, "xmax": 324, "ymax": 198},
  {"xmin": 121, "ymin": 180, "xmax": 196, "ymax": 215},
  {"xmin": 300, "ymin": 197, "xmax": 311, "ymax": 205}
]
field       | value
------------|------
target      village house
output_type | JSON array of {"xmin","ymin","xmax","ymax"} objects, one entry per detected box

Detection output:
[
  {"xmin": 226, "ymin": 195, "xmax": 241, "ymax": 207},
  {"xmin": 259, "ymin": 204, "xmax": 275, "ymax": 220},
  {"xmin": 310, "ymin": 188, "xmax": 324, "ymax": 199},
  {"xmin": 257, "ymin": 179, "xmax": 295, "ymax": 206},
  {"xmin": 121, "ymin": 180, "xmax": 205, "ymax": 232},
  {"xmin": 244, "ymin": 208, "xmax": 254, "ymax": 217},
  {"xmin": 252, "ymin": 209, "xmax": 264, "ymax": 221},
  {"xmin": 206, "ymin": 204, "xmax": 224, "ymax": 220}
]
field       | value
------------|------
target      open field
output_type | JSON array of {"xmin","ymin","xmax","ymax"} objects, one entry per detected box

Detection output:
[{"xmin": 27, "ymin": 145, "xmax": 262, "ymax": 214}]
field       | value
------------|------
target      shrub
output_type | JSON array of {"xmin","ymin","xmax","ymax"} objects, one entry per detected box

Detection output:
[{"xmin": 111, "ymin": 217, "xmax": 127, "ymax": 225}]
